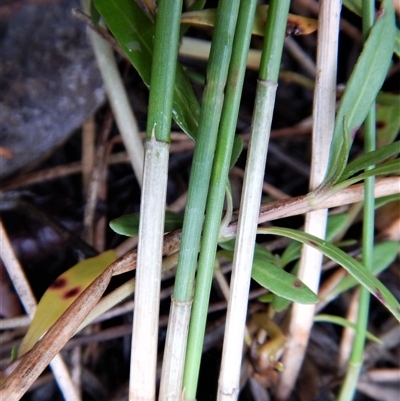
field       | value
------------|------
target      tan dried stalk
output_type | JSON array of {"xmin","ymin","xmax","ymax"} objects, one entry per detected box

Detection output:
[{"xmin": 278, "ymin": 0, "xmax": 342, "ymax": 398}]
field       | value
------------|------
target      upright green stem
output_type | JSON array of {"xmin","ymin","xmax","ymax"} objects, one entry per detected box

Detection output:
[
  {"xmin": 129, "ymin": 0, "xmax": 182, "ymax": 399},
  {"xmin": 159, "ymin": 1, "xmax": 241, "ymax": 398},
  {"xmin": 145, "ymin": 5, "xmax": 182, "ymax": 142},
  {"xmin": 338, "ymin": 1, "xmax": 376, "ymax": 400},
  {"xmin": 173, "ymin": 0, "xmax": 241, "ymax": 300},
  {"xmin": 182, "ymin": 1, "xmax": 258, "ymax": 398}
]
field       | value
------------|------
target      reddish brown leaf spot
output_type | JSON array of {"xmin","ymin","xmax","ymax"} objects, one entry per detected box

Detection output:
[
  {"xmin": 308, "ymin": 240, "xmax": 318, "ymax": 247},
  {"xmin": 293, "ymin": 280, "xmax": 302, "ymax": 289},
  {"xmin": 376, "ymin": 121, "xmax": 386, "ymax": 129},
  {"xmin": 62, "ymin": 287, "xmax": 81, "ymax": 300},
  {"xmin": 49, "ymin": 277, "xmax": 67, "ymax": 289}
]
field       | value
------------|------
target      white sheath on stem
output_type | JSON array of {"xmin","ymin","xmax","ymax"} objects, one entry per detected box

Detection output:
[
  {"xmin": 217, "ymin": 80, "xmax": 277, "ymax": 401},
  {"xmin": 129, "ymin": 136, "xmax": 169, "ymax": 400}
]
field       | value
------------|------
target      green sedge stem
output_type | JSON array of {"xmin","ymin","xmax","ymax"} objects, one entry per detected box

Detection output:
[
  {"xmin": 338, "ymin": 1, "xmax": 376, "ymax": 399},
  {"xmin": 182, "ymin": 0, "xmax": 258, "ymax": 398}
]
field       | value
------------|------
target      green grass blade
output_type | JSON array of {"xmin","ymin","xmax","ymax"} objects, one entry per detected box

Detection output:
[
  {"xmin": 324, "ymin": 0, "xmax": 396, "ymax": 184},
  {"xmin": 94, "ymin": 0, "xmax": 200, "ymax": 138},
  {"xmin": 376, "ymin": 102, "xmax": 400, "ymax": 148},
  {"xmin": 261, "ymin": 227, "xmax": 400, "ymax": 321},
  {"xmin": 340, "ymin": 141, "xmax": 400, "ymax": 180},
  {"xmin": 314, "ymin": 315, "xmax": 381, "ymax": 343},
  {"xmin": 252, "ymin": 245, "xmax": 318, "ymax": 304},
  {"xmin": 110, "ymin": 211, "xmax": 183, "ymax": 237},
  {"xmin": 322, "ymin": 240, "xmax": 399, "ymax": 303},
  {"xmin": 336, "ymin": 158, "xmax": 400, "ymax": 189},
  {"xmin": 219, "ymin": 245, "xmax": 318, "ymax": 304}
]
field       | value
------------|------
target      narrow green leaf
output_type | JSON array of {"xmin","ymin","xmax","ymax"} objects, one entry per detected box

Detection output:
[
  {"xmin": 322, "ymin": 241, "xmax": 399, "ymax": 303},
  {"xmin": 258, "ymin": 293, "xmax": 274, "ymax": 303},
  {"xmin": 271, "ymin": 292, "xmax": 292, "ymax": 312},
  {"xmin": 218, "ymin": 239, "xmax": 236, "ymax": 252},
  {"xmin": 376, "ymin": 104, "xmax": 400, "ymax": 148},
  {"xmin": 172, "ymin": 64, "xmax": 200, "ymax": 140},
  {"xmin": 326, "ymin": 213, "xmax": 349, "ymax": 242},
  {"xmin": 280, "ymin": 241, "xmax": 302, "ymax": 267},
  {"xmin": 219, "ymin": 244, "xmax": 318, "ymax": 304},
  {"xmin": 94, "ymin": 0, "xmax": 200, "ymax": 139},
  {"xmin": 252, "ymin": 256, "xmax": 318, "ymax": 304},
  {"xmin": 230, "ymin": 135, "xmax": 243, "ymax": 169},
  {"xmin": 340, "ymin": 141, "xmax": 400, "ymax": 181},
  {"xmin": 343, "ymin": 0, "xmax": 362, "ymax": 15},
  {"xmin": 327, "ymin": 118, "xmax": 352, "ymax": 185},
  {"xmin": 219, "ymin": 242, "xmax": 277, "ymax": 262},
  {"xmin": 376, "ymin": 91, "xmax": 400, "ymax": 107},
  {"xmin": 110, "ymin": 211, "xmax": 183, "ymax": 237},
  {"xmin": 279, "ymin": 213, "xmax": 348, "ymax": 269},
  {"xmin": 324, "ymin": 0, "xmax": 396, "ymax": 183},
  {"xmin": 375, "ymin": 194, "xmax": 400, "ymax": 209},
  {"xmin": 263, "ymin": 227, "xmax": 400, "ymax": 321},
  {"xmin": 253, "ymin": 243, "xmax": 279, "ymax": 265},
  {"xmin": 337, "ymin": 158, "xmax": 400, "ymax": 189},
  {"xmin": 343, "ymin": 0, "xmax": 400, "ymax": 58},
  {"xmin": 395, "ymin": 28, "xmax": 400, "ymax": 57},
  {"xmin": 94, "ymin": 0, "xmax": 153, "ymax": 83},
  {"xmin": 314, "ymin": 314, "xmax": 382, "ymax": 343},
  {"xmin": 89, "ymin": 0, "xmax": 101, "ymax": 25}
]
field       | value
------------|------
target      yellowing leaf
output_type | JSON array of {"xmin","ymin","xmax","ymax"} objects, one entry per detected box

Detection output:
[
  {"xmin": 18, "ymin": 250, "xmax": 117, "ymax": 357},
  {"xmin": 181, "ymin": 5, "xmax": 318, "ymax": 36}
]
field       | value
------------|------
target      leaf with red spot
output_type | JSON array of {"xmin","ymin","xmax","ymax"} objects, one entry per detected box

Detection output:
[
  {"xmin": 219, "ymin": 243, "xmax": 318, "ymax": 304},
  {"xmin": 181, "ymin": 5, "xmax": 318, "ymax": 37},
  {"xmin": 18, "ymin": 250, "xmax": 117, "ymax": 357},
  {"xmin": 262, "ymin": 227, "xmax": 400, "ymax": 322},
  {"xmin": 251, "ymin": 244, "xmax": 318, "ymax": 304}
]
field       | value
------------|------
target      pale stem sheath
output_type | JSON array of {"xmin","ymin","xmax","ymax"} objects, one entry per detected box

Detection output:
[
  {"xmin": 129, "ymin": 138, "xmax": 169, "ymax": 400},
  {"xmin": 217, "ymin": 0, "xmax": 290, "ymax": 397},
  {"xmin": 217, "ymin": 80, "xmax": 277, "ymax": 401},
  {"xmin": 278, "ymin": 1, "xmax": 341, "ymax": 399}
]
